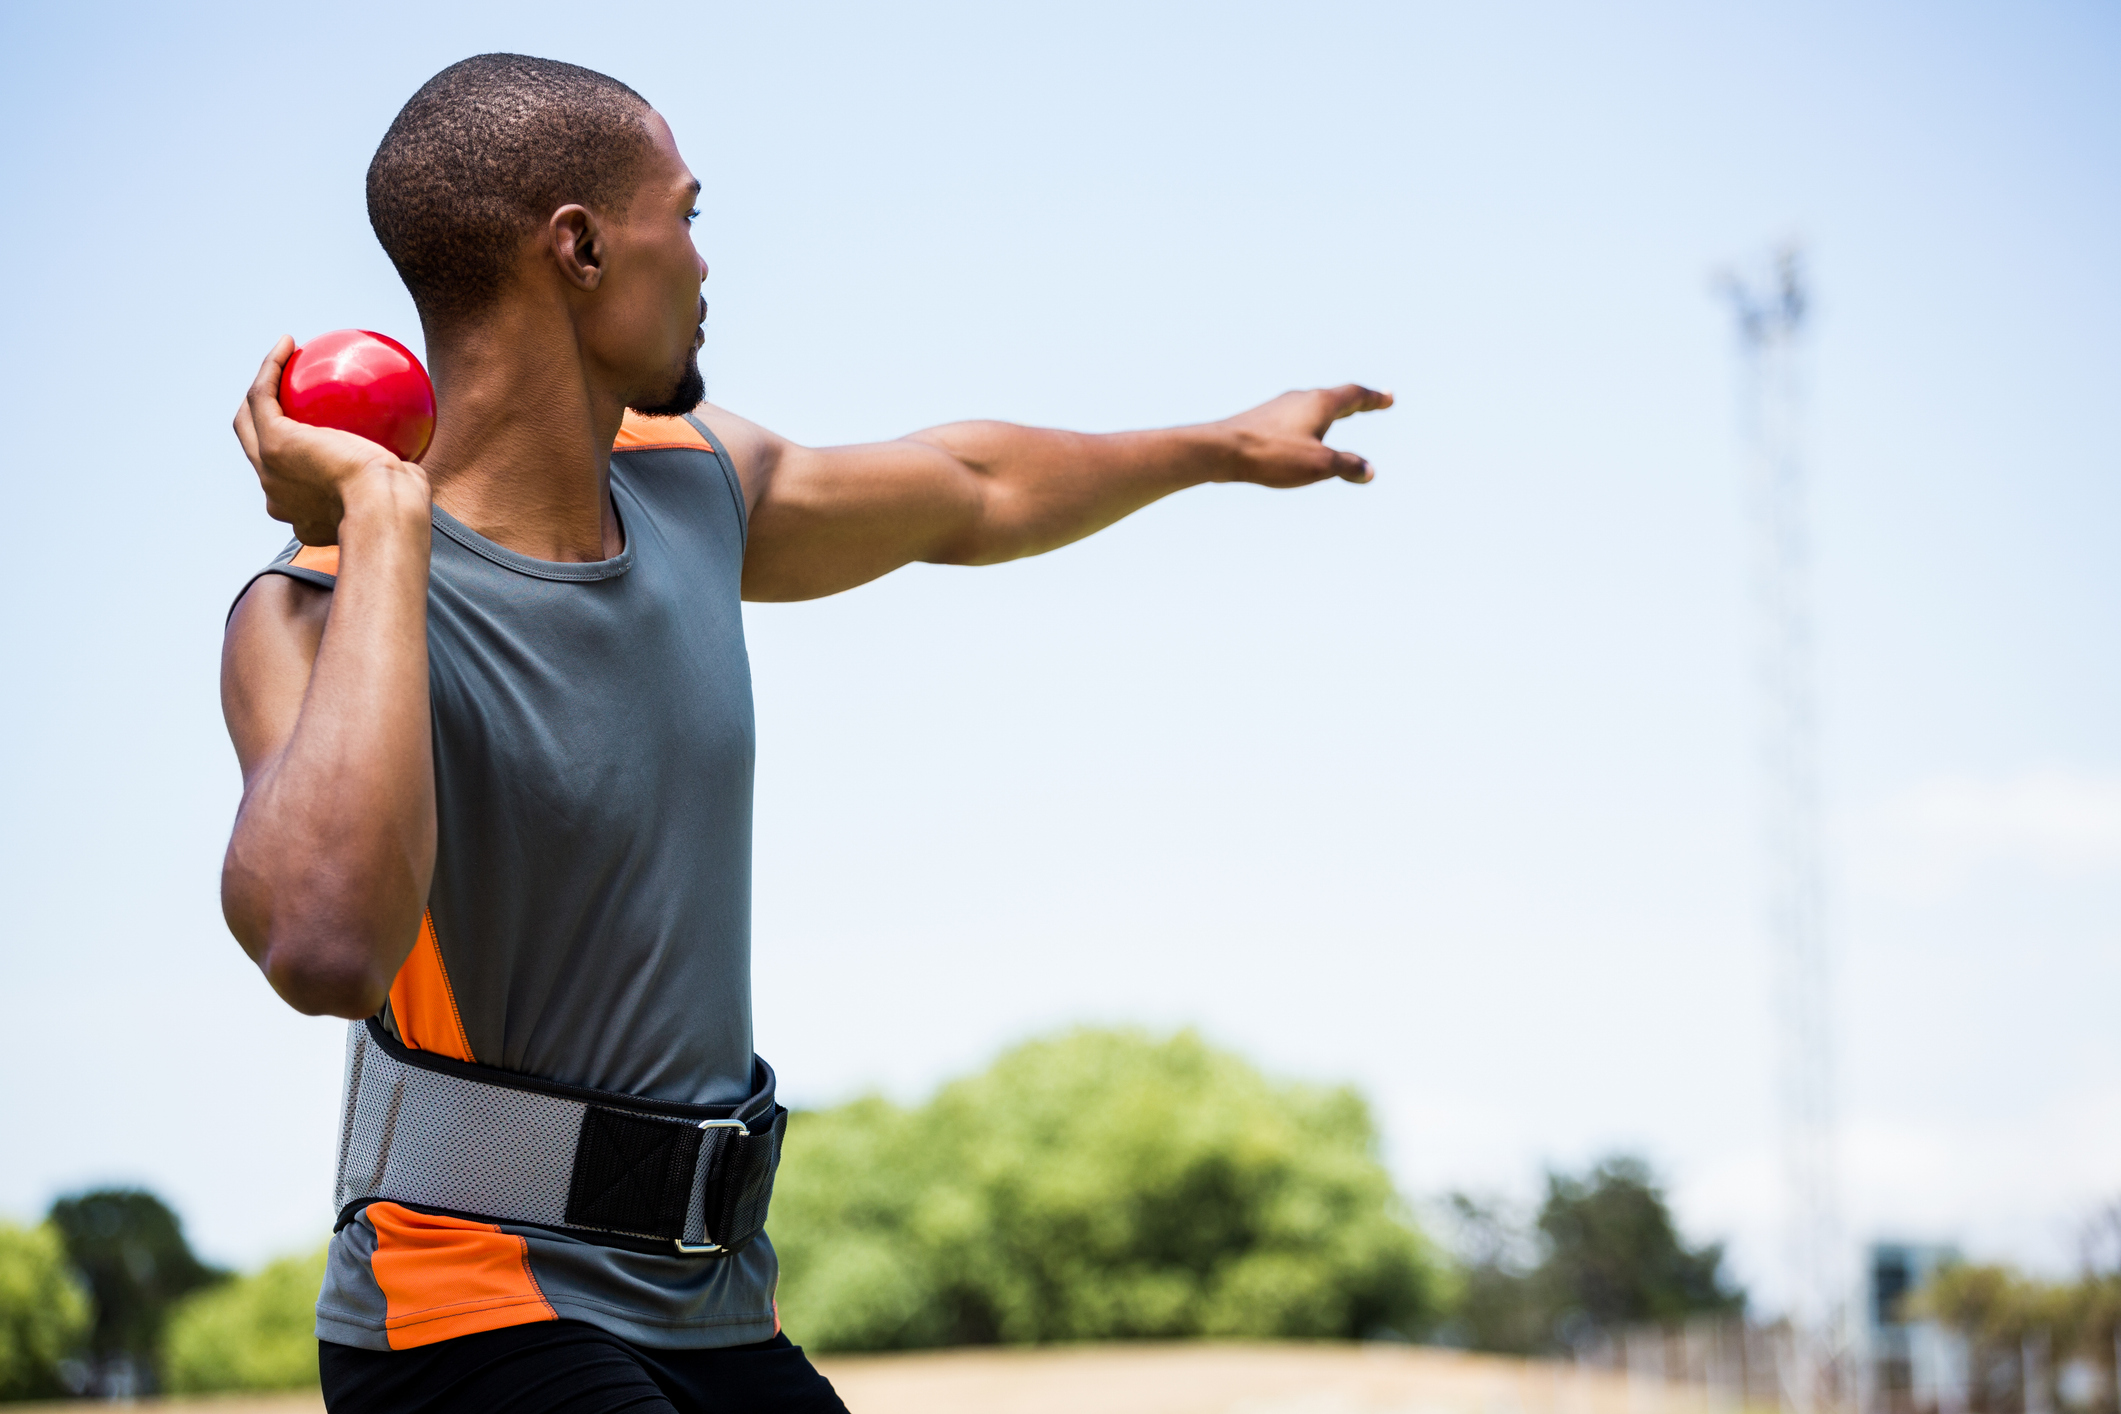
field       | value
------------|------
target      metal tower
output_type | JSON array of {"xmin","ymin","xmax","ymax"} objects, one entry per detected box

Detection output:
[{"xmin": 1719, "ymin": 246, "xmax": 1846, "ymax": 1414}]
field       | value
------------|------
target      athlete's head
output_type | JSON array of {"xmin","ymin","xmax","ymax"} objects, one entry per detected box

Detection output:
[{"xmin": 368, "ymin": 54, "xmax": 706, "ymax": 416}]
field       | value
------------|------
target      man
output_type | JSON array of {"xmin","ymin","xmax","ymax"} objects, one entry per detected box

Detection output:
[{"xmin": 223, "ymin": 53, "xmax": 1389, "ymax": 1414}]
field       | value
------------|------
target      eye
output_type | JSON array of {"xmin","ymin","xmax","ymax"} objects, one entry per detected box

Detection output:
[{"xmin": 685, "ymin": 207, "xmax": 700, "ymax": 224}]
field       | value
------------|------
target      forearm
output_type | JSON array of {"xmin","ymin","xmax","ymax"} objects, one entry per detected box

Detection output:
[
  {"xmin": 222, "ymin": 479, "xmax": 435, "ymax": 1017},
  {"xmin": 908, "ymin": 421, "xmax": 1240, "ymax": 565}
]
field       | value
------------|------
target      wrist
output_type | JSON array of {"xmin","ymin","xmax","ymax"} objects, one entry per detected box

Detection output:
[
  {"xmin": 338, "ymin": 460, "xmax": 432, "ymax": 539},
  {"xmin": 340, "ymin": 459, "xmax": 430, "ymax": 522},
  {"xmin": 1198, "ymin": 421, "xmax": 1256, "ymax": 484}
]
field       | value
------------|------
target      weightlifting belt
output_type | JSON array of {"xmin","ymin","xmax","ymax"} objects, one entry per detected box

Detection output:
[{"xmin": 333, "ymin": 1018, "xmax": 787, "ymax": 1257}]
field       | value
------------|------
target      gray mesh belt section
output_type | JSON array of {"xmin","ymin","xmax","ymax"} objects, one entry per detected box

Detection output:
[
  {"xmin": 681, "ymin": 1129, "xmax": 727, "ymax": 1243},
  {"xmin": 336, "ymin": 1022, "xmax": 368, "ymax": 1200},
  {"xmin": 334, "ymin": 1021, "xmax": 716, "ymax": 1245}
]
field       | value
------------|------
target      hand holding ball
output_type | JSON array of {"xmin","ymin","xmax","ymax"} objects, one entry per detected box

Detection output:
[{"xmin": 279, "ymin": 330, "xmax": 436, "ymax": 462}]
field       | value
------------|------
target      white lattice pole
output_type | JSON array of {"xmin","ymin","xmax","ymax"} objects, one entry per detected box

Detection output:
[{"xmin": 1720, "ymin": 245, "xmax": 1846, "ymax": 1414}]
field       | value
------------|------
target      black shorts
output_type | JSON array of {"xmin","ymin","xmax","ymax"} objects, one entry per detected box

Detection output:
[{"xmin": 320, "ymin": 1322, "xmax": 850, "ymax": 1414}]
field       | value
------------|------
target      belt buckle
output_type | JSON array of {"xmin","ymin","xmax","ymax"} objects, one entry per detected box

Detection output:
[{"xmin": 674, "ymin": 1119, "xmax": 749, "ymax": 1255}]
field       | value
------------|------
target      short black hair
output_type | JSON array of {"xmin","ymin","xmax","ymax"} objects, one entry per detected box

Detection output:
[{"xmin": 368, "ymin": 54, "xmax": 655, "ymax": 325}]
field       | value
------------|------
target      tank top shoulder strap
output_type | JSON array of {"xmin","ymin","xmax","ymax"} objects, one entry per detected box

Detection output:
[
  {"xmin": 227, "ymin": 542, "xmax": 339, "ymax": 622},
  {"xmin": 613, "ymin": 410, "xmax": 748, "ymax": 544},
  {"xmin": 682, "ymin": 413, "xmax": 748, "ymax": 544}
]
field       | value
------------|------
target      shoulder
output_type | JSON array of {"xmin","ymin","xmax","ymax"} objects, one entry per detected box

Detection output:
[
  {"xmin": 227, "ymin": 551, "xmax": 335, "ymax": 639},
  {"xmin": 225, "ymin": 543, "xmax": 336, "ymax": 695},
  {"xmin": 676, "ymin": 405, "xmax": 791, "ymax": 517},
  {"xmin": 619, "ymin": 406, "xmax": 794, "ymax": 529}
]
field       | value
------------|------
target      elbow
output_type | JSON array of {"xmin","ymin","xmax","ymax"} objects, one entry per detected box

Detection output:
[
  {"xmin": 259, "ymin": 934, "xmax": 394, "ymax": 1018},
  {"xmin": 226, "ymin": 889, "xmax": 398, "ymax": 1017},
  {"xmin": 222, "ymin": 850, "xmax": 414, "ymax": 1019}
]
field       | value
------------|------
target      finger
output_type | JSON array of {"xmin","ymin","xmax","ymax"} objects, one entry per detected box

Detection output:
[
  {"xmin": 245, "ymin": 335, "xmax": 298, "ymax": 427},
  {"xmin": 233, "ymin": 398, "xmax": 262, "ymax": 471},
  {"xmin": 1330, "ymin": 448, "xmax": 1374, "ymax": 484},
  {"xmin": 1323, "ymin": 384, "xmax": 1395, "ymax": 422}
]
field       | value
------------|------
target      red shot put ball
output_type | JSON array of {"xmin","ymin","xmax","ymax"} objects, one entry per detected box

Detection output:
[{"xmin": 279, "ymin": 329, "xmax": 436, "ymax": 462}]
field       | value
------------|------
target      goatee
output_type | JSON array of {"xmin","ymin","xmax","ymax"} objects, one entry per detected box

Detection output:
[{"xmin": 630, "ymin": 352, "xmax": 706, "ymax": 418}]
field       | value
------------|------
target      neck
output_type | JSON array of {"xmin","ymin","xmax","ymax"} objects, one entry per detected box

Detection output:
[{"xmin": 417, "ymin": 297, "xmax": 628, "ymax": 563}]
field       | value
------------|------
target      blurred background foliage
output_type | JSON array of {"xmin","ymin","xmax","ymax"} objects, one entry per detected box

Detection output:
[
  {"xmin": 0, "ymin": 1221, "xmax": 89, "ymax": 1401},
  {"xmin": 1438, "ymin": 1155, "xmax": 1747, "ymax": 1355},
  {"xmin": 1912, "ymin": 1259, "xmax": 2121, "ymax": 1410},
  {"xmin": 163, "ymin": 1248, "xmax": 329, "ymax": 1395},
  {"xmin": 1916, "ymin": 1263, "xmax": 2121, "ymax": 1349},
  {"xmin": 770, "ymin": 1027, "xmax": 1445, "ymax": 1349},
  {"xmin": 43, "ymin": 1189, "xmax": 225, "ymax": 1397}
]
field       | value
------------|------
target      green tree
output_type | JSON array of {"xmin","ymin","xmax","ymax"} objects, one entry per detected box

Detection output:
[
  {"xmin": 771, "ymin": 1027, "xmax": 1445, "ymax": 1351},
  {"xmin": 1438, "ymin": 1156, "xmax": 1744, "ymax": 1354},
  {"xmin": 48, "ymin": 1188, "xmax": 225, "ymax": 1394},
  {"xmin": 165, "ymin": 1246, "xmax": 328, "ymax": 1394},
  {"xmin": 1537, "ymin": 1156, "xmax": 1744, "ymax": 1334},
  {"xmin": 1915, "ymin": 1262, "xmax": 2121, "ymax": 1414},
  {"xmin": 0, "ymin": 1219, "xmax": 92, "ymax": 1400},
  {"xmin": 1435, "ymin": 1192, "xmax": 1546, "ymax": 1354}
]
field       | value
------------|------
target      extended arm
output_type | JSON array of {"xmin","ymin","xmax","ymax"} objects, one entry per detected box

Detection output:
[
  {"xmin": 717, "ymin": 385, "xmax": 1393, "ymax": 602},
  {"xmin": 220, "ymin": 339, "xmax": 436, "ymax": 1018}
]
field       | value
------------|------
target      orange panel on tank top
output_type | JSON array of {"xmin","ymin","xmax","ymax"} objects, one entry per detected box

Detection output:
[
  {"xmin": 388, "ymin": 913, "xmax": 475, "ymax": 1061},
  {"xmin": 615, "ymin": 411, "xmax": 711, "ymax": 451},
  {"xmin": 289, "ymin": 544, "xmax": 341, "ymax": 575},
  {"xmin": 366, "ymin": 1202, "xmax": 556, "ymax": 1349}
]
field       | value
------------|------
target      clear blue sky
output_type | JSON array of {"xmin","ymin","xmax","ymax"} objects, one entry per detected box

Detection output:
[{"xmin": 2, "ymin": 1, "xmax": 2115, "ymax": 1310}]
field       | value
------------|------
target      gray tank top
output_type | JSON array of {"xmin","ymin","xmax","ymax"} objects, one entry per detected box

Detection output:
[{"xmin": 242, "ymin": 413, "xmax": 778, "ymax": 1352}]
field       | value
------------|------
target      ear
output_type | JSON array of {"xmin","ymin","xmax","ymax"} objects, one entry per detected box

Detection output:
[{"xmin": 549, "ymin": 204, "xmax": 605, "ymax": 292}]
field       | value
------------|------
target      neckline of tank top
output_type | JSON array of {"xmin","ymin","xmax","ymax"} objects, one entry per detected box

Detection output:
[{"xmin": 430, "ymin": 497, "xmax": 636, "ymax": 583}]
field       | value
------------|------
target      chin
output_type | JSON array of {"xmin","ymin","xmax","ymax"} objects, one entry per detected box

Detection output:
[{"xmin": 628, "ymin": 353, "xmax": 705, "ymax": 419}]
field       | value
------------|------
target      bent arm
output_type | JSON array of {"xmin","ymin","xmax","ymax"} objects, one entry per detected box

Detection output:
[
  {"xmin": 719, "ymin": 385, "xmax": 1392, "ymax": 602},
  {"xmin": 220, "ymin": 342, "xmax": 437, "ymax": 1018}
]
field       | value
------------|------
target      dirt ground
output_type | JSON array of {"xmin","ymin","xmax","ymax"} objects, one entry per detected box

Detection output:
[{"xmin": 11, "ymin": 1341, "xmax": 1728, "ymax": 1414}]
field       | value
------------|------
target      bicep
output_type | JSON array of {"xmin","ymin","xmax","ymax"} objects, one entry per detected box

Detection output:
[
  {"xmin": 727, "ymin": 430, "xmax": 986, "ymax": 603},
  {"xmin": 221, "ymin": 575, "xmax": 331, "ymax": 783}
]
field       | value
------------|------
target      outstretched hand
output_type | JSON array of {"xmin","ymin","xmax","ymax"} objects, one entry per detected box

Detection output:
[
  {"xmin": 1217, "ymin": 384, "xmax": 1394, "ymax": 488},
  {"xmin": 233, "ymin": 337, "xmax": 429, "ymax": 546}
]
